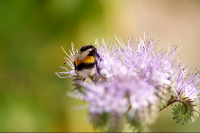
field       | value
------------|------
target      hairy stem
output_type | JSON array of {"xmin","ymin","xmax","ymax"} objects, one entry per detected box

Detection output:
[
  {"xmin": 124, "ymin": 105, "xmax": 132, "ymax": 116},
  {"xmin": 106, "ymin": 113, "xmax": 123, "ymax": 132},
  {"xmin": 159, "ymin": 99, "xmax": 188, "ymax": 114}
]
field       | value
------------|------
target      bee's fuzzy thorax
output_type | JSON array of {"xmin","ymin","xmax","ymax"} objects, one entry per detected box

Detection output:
[{"xmin": 75, "ymin": 56, "xmax": 95, "ymax": 66}]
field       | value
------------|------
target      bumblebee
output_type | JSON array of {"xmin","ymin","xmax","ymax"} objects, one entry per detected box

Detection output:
[{"xmin": 71, "ymin": 45, "xmax": 101, "ymax": 78}]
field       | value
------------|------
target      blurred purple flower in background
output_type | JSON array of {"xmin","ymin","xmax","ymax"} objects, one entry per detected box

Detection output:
[{"xmin": 56, "ymin": 35, "xmax": 200, "ymax": 132}]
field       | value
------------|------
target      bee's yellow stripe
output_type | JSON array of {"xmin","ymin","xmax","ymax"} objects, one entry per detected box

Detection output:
[{"xmin": 75, "ymin": 56, "xmax": 95, "ymax": 66}]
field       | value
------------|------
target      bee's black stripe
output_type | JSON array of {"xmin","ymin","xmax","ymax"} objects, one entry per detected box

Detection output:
[
  {"xmin": 80, "ymin": 45, "xmax": 96, "ymax": 52},
  {"xmin": 74, "ymin": 61, "xmax": 77, "ymax": 71},
  {"xmin": 77, "ymin": 63, "xmax": 95, "ymax": 71}
]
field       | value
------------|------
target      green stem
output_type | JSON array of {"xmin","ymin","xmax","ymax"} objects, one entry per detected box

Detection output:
[
  {"xmin": 124, "ymin": 105, "xmax": 132, "ymax": 116},
  {"xmin": 159, "ymin": 99, "xmax": 188, "ymax": 114}
]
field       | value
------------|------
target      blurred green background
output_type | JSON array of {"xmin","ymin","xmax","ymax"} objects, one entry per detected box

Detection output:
[{"xmin": 0, "ymin": 0, "xmax": 200, "ymax": 132}]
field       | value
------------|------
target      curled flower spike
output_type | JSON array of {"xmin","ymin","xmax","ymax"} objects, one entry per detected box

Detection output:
[
  {"xmin": 56, "ymin": 35, "xmax": 200, "ymax": 132},
  {"xmin": 170, "ymin": 64, "xmax": 200, "ymax": 125}
]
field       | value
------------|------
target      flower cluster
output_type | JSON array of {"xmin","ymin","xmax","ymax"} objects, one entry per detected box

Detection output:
[{"xmin": 56, "ymin": 36, "xmax": 200, "ymax": 131}]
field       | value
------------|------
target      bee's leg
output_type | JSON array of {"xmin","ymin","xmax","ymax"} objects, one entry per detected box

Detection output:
[
  {"xmin": 95, "ymin": 60, "xmax": 100, "ymax": 74},
  {"xmin": 95, "ymin": 51, "xmax": 102, "ymax": 61},
  {"xmin": 89, "ymin": 76, "xmax": 95, "ymax": 83},
  {"xmin": 95, "ymin": 60, "xmax": 107, "ymax": 82},
  {"xmin": 94, "ymin": 73, "xmax": 99, "ymax": 83},
  {"xmin": 95, "ymin": 60, "xmax": 102, "ymax": 77}
]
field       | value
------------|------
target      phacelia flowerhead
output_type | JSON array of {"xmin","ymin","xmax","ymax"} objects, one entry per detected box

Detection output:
[{"xmin": 56, "ymin": 35, "xmax": 200, "ymax": 131}]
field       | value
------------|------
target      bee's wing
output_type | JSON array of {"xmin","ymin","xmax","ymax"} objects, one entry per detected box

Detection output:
[
  {"xmin": 70, "ymin": 53, "xmax": 80, "ymax": 62},
  {"xmin": 79, "ymin": 48, "xmax": 93, "ymax": 60}
]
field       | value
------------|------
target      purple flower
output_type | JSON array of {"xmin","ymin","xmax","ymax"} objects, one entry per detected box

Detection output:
[{"xmin": 56, "ymin": 35, "xmax": 200, "ymax": 131}]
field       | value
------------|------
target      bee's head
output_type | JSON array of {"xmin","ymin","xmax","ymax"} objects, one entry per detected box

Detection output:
[{"xmin": 80, "ymin": 45, "xmax": 96, "ymax": 52}]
